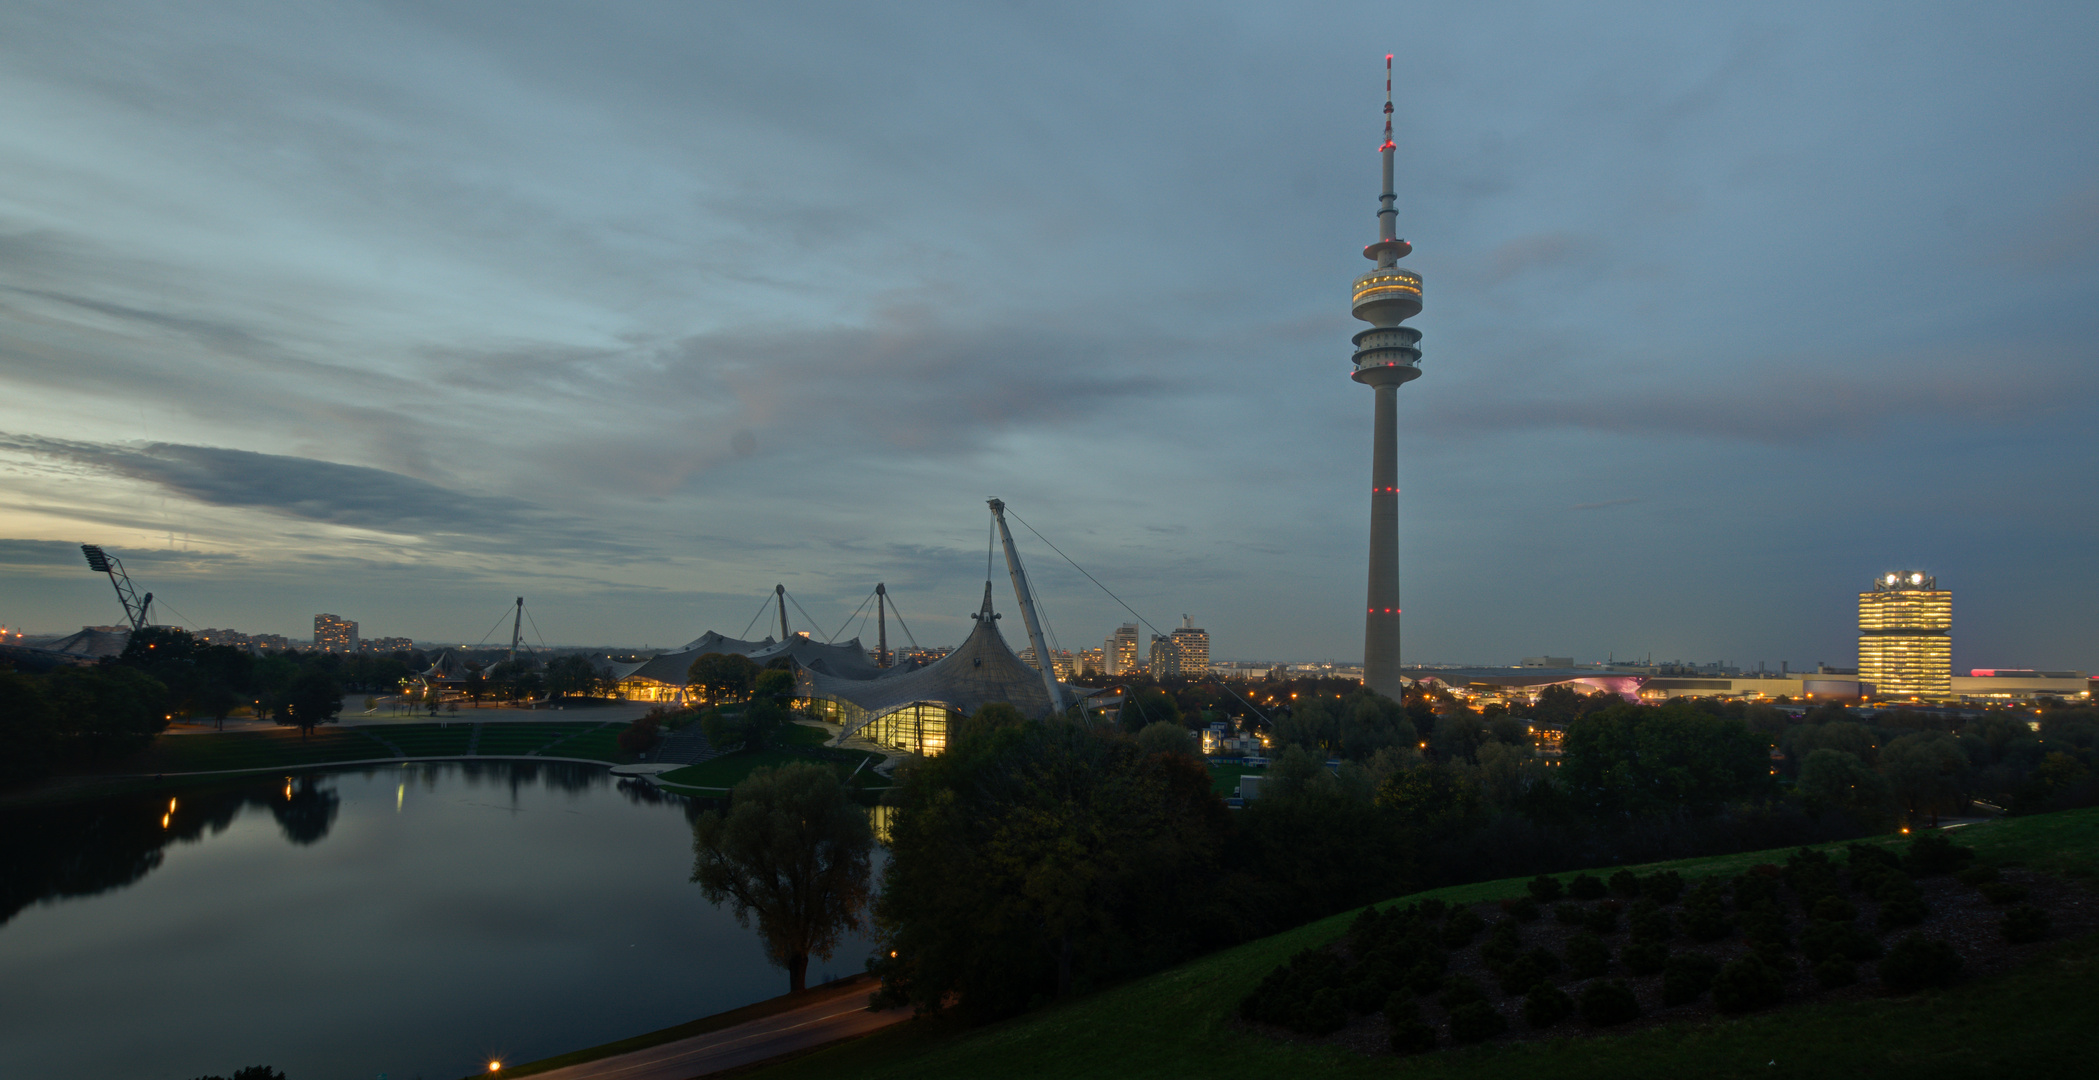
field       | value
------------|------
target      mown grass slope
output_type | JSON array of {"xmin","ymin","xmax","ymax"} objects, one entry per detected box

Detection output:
[{"xmin": 750, "ymin": 809, "xmax": 2099, "ymax": 1080}]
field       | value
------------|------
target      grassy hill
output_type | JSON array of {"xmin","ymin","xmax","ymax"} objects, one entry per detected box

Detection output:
[{"xmin": 747, "ymin": 809, "xmax": 2099, "ymax": 1080}]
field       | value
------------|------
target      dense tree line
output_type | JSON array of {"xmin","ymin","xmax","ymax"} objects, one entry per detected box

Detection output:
[
  {"xmin": 0, "ymin": 628, "xmax": 431, "ymax": 785},
  {"xmin": 868, "ymin": 687, "xmax": 2099, "ymax": 1023}
]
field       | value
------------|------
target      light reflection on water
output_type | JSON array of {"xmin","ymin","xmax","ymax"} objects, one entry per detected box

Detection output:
[{"xmin": 0, "ymin": 762, "xmax": 880, "ymax": 1080}]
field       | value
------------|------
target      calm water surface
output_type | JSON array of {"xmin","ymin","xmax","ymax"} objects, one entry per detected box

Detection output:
[{"xmin": 0, "ymin": 763, "xmax": 875, "ymax": 1080}]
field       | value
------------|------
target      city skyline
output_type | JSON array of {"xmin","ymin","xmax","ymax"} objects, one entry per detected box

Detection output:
[{"xmin": 1, "ymin": 4, "xmax": 2095, "ymax": 671}]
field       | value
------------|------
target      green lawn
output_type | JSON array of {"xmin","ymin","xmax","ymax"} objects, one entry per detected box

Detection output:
[
  {"xmin": 372, "ymin": 724, "xmax": 476, "ymax": 757},
  {"xmin": 747, "ymin": 808, "xmax": 2099, "ymax": 1080},
  {"xmin": 473, "ymin": 723, "xmax": 599, "ymax": 756},
  {"xmin": 123, "ymin": 728, "xmax": 394, "ymax": 773},
  {"xmin": 658, "ymin": 746, "xmax": 885, "ymax": 792},
  {"xmin": 540, "ymin": 722, "xmax": 639, "ymax": 764},
  {"xmin": 1206, "ymin": 760, "xmax": 1263, "ymax": 796}
]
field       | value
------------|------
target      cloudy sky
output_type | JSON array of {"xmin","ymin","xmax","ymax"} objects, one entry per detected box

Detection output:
[{"xmin": 1, "ymin": 1, "xmax": 2094, "ymax": 670}]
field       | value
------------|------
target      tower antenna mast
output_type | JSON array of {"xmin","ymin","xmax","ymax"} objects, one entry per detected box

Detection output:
[{"xmin": 1349, "ymin": 53, "xmax": 1426, "ymax": 700}]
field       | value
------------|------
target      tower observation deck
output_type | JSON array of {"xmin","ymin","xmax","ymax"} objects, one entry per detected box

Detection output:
[{"xmin": 1352, "ymin": 55, "xmax": 1424, "ymax": 701}]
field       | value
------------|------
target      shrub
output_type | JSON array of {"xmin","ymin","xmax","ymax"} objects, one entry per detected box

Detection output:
[
  {"xmin": 1495, "ymin": 950, "xmax": 1552, "ymax": 996},
  {"xmin": 1501, "ymin": 895, "xmax": 1541, "ymax": 922},
  {"xmin": 1437, "ymin": 975, "xmax": 1487, "ymax": 1011},
  {"xmin": 1876, "ymin": 896, "xmax": 1928, "ymax": 931},
  {"xmin": 1679, "ymin": 901, "xmax": 1730, "ymax": 942},
  {"xmin": 1528, "ymin": 874, "xmax": 1565, "ymax": 903},
  {"xmin": 1568, "ymin": 873, "xmax": 1607, "ymax": 900},
  {"xmin": 1555, "ymin": 902, "xmax": 1585, "ymax": 926},
  {"xmin": 1416, "ymin": 898, "xmax": 1449, "ymax": 921},
  {"xmin": 1800, "ymin": 921, "xmax": 1882, "ymax": 963},
  {"xmin": 2003, "ymin": 905, "xmax": 2051, "ymax": 944},
  {"xmin": 1710, "ymin": 956, "xmax": 1784, "ymax": 1013},
  {"xmin": 1956, "ymin": 865, "xmax": 1999, "ymax": 886},
  {"xmin": 1404, "ymin": 960, "xmax": 1446, "ymax": 995},
  {"xmin": 1525, "ymin": 982, "xmax": 1575, "ymax": 1027},
  {"xmin": 1581, "ymin": 902, "xmax": 1620, "ymax": 934},
  {"xmin": 1344, "ymin": 957, "xmax": 1401, "ymax": 1012},
  {"xmin": 1904, "ymin": 833, "xmax": 1975, "ymax": 876},
  {"xmin": 1980, "ymin": 881, "xmax": 2030, "ymax": 905},
  {"xmin": 1811, "ymin": 895, "xmax": 1858, "ymax": 923},
  {"xmin": 1629, "ymin": 899, "xmax": 1674, "ymax": 941},
  {"xmin": 1813, "ymin": 957, "xmax": 1857, "ymax": 988},
  {"xmin": 1389, "ymin": 1018, "xmax": 1437, "ymax": 1054},
  {"xmin": 1579, "ymin": 980, "xmax": 1641, "ymax": 1026},
  {"xmin": 1440, "ymin": 907, "xmax": 1486, "ymax": 947},
  {"xmin": 1299, "ymin": 987, "xmax": 1348, "ymax": 1034},
  {"xmin": 1878, "ymin": 934, "xmax": 1963, "ymax": 993},
  {"xmin": 1621, "ymin": 939, "xmax": 1669, "ymax": 976},
  {"xmin": 1565, "ymin": 932, "xmax": 1611, "ymax": 978},
  {"xmin": 1737, "ymin": 903, "xmax": 1789, "ymax": 947},
  {"xmin": 1239, "ymin": 947, "xmax": 1347, "ymax": 1030},
  {"xmin": 1848, "ymin": 842, "xmax": 1903, "ymax": 870},
  {"xmin": 1608, "ymin": 869, "xmax": 1643, "ymax": 897},
  {"xmin": 1447, "ymin": 1000, "xmax": 1507, "ymax": 1043},
  {"xmin": 1641, "ymin": 870, "xmax": 1686, "ymax": 904},
  {"xmin": 1383, "ymin": 991, "xmax": 1418, "ymax": 1024},
  {"xmin": 1661, "ymin": 952, "xmax": 1721, "ymax": 1005}
]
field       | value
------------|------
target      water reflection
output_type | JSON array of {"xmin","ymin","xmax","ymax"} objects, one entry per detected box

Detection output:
[{"xmin": 0, "ymin": 762, "xmax": 863, "ymax": 1080}]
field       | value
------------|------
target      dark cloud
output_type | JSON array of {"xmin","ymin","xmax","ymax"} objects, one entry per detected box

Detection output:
[{"xmin": 0, "ymin": 435, "xmax": 644, "ymax": 558}]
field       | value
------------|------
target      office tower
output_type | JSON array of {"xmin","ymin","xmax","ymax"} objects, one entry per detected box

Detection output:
[{"xmin": 1858, "ymin": 572, "xmax": 1952, "ymax": 697}]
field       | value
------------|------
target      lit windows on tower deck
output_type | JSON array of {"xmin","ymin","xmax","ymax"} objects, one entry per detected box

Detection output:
[{"xmin": 1351, "ymin": 271, "xmax": 1422, "ymax": 305}]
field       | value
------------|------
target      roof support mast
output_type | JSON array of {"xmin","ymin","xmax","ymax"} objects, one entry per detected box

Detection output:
[
  {"xmin": 776, "ymin": 584, "xmax": 790, "ymax": 642},
  {"xmin": 987, "ymin": 498, "xmax": 1066, "ymax": 713},
  {"xmin": 509, "ymin": 597, "xmax": 524, "ymax": 664},
  {"xmin": 876, "ymin": 583, "xmax": 889, "ymax": 668}
]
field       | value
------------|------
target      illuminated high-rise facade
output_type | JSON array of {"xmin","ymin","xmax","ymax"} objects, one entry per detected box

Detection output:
[
  {"xmin": 314, "ymin": 613, "xmax": 358, "ymax": 653},
  {"xmin": 1171, "ymin": 616, "xmax": 1210, "ymax": 676},
  {"xmin": 1858, "ymin": 572, "xmax": 1952, "ymax": 698},
  {"xmin": 1350, "ymin": 56, "xmax": 1425, "ymax": 700}
]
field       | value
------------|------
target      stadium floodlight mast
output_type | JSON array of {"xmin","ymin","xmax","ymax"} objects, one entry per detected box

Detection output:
[{"xmin": 81, "ymin": 543, "xmax": 153, "ymax": 631}]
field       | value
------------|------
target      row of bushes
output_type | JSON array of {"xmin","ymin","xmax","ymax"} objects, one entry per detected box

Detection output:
[{"xmin": 1239, "ymin": 835, "xmax": 2046, "ymax": 1052}]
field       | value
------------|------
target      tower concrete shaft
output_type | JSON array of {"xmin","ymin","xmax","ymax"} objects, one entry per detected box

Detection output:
[{"xmin": 1349, "ymin": 55, "xmax": 1424, "ymax": 701}]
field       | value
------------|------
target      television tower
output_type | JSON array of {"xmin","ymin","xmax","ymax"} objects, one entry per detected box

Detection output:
[{"xmin": 1350, "ymin": 55, "xmax": 1424, "ymax": 700}]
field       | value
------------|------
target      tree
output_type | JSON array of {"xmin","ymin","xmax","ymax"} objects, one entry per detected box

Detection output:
[
  {"xmin": 874, "ymin": 706, "xmax": 1230, "ymax": 1018},
  {"xmin": 1879, "ymin": 732, "xmax": 1968, "ymax": 825},
  {"xmin": 1135, "ymin": 720, "xmax": 1198, "ymax": 758},
  {"xmin": 45, "ymin": 663, "xmax": 170, "ymax": 761},
  {"xmin": 691, "ymin": 761, "xmax": 875, "ymax": 992},
  {"xmin": 1797, "ymin": 748, "xmax": 1893, "ymax": 828},
  {"xmin": 687, "ymin": 652, "xmax": 758, "ymax": 705},
  {"xmin": 274, "ymin": 670, "xmax": 342, "ymax": 738},
  {"xmin": 702, "ymin": 668, "xmax": 795, "ymax": 752},
  {"xmin": 1560, "ymin": 701, "xmax": 1773, "ymax": 817},
  {"xmin": 544, "ymin": 654, "xmax": 599, "ymax": 700},
  {"xmin": 0, "ymin": 669, "xmax": 58, "ymax": 783}
]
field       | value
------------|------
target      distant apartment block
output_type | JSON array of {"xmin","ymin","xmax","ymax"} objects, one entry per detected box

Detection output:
[
  {"xmin": 1170, "ymin": 617, "xmax": 1210, "ymax": 676},
  {"xmin": 363, "ymin": 636, "xmax": 414, "ymax": 653},
  {"xmin": 1147, "ymin": 634, "xmax": 1179, "ymax": 677},
  {"xmin": 1104, "ymin": 623, "xmax": 1139, "ymax": 676},
  {"xmin": 314, "ymin": 613, "xmax": 359, "ymax": 653}
]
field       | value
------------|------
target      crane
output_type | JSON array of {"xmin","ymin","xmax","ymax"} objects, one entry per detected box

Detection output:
[{"xmin": 80, "ymin": 544, "xmax": 152, "ymax": 631}]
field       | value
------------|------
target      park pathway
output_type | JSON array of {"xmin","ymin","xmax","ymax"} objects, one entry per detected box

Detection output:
[{"xmin": 527, "ymin": 979, "xmax": 908, "ymax": 1080}]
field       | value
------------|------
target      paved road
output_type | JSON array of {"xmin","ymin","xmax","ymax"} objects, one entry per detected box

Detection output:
[{"xmin": 530, "ymin": 981, "xmax": 909, "ymax": 1080}]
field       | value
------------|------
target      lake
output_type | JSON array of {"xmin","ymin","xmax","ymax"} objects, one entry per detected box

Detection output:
[{"xmin": 0, "ymin": 762, "xmax": 877, "ymax": 1080}]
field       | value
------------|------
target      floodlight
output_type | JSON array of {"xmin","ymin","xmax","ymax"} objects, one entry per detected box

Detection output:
[{"xmin": 82, "ymin": 544, "xmax": 111, "ymax": 573}]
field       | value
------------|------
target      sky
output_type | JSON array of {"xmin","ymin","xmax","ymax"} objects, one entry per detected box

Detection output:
[{"xmin": 1, "ymin": 1, "xmax": 2095, "ymax": 670}]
